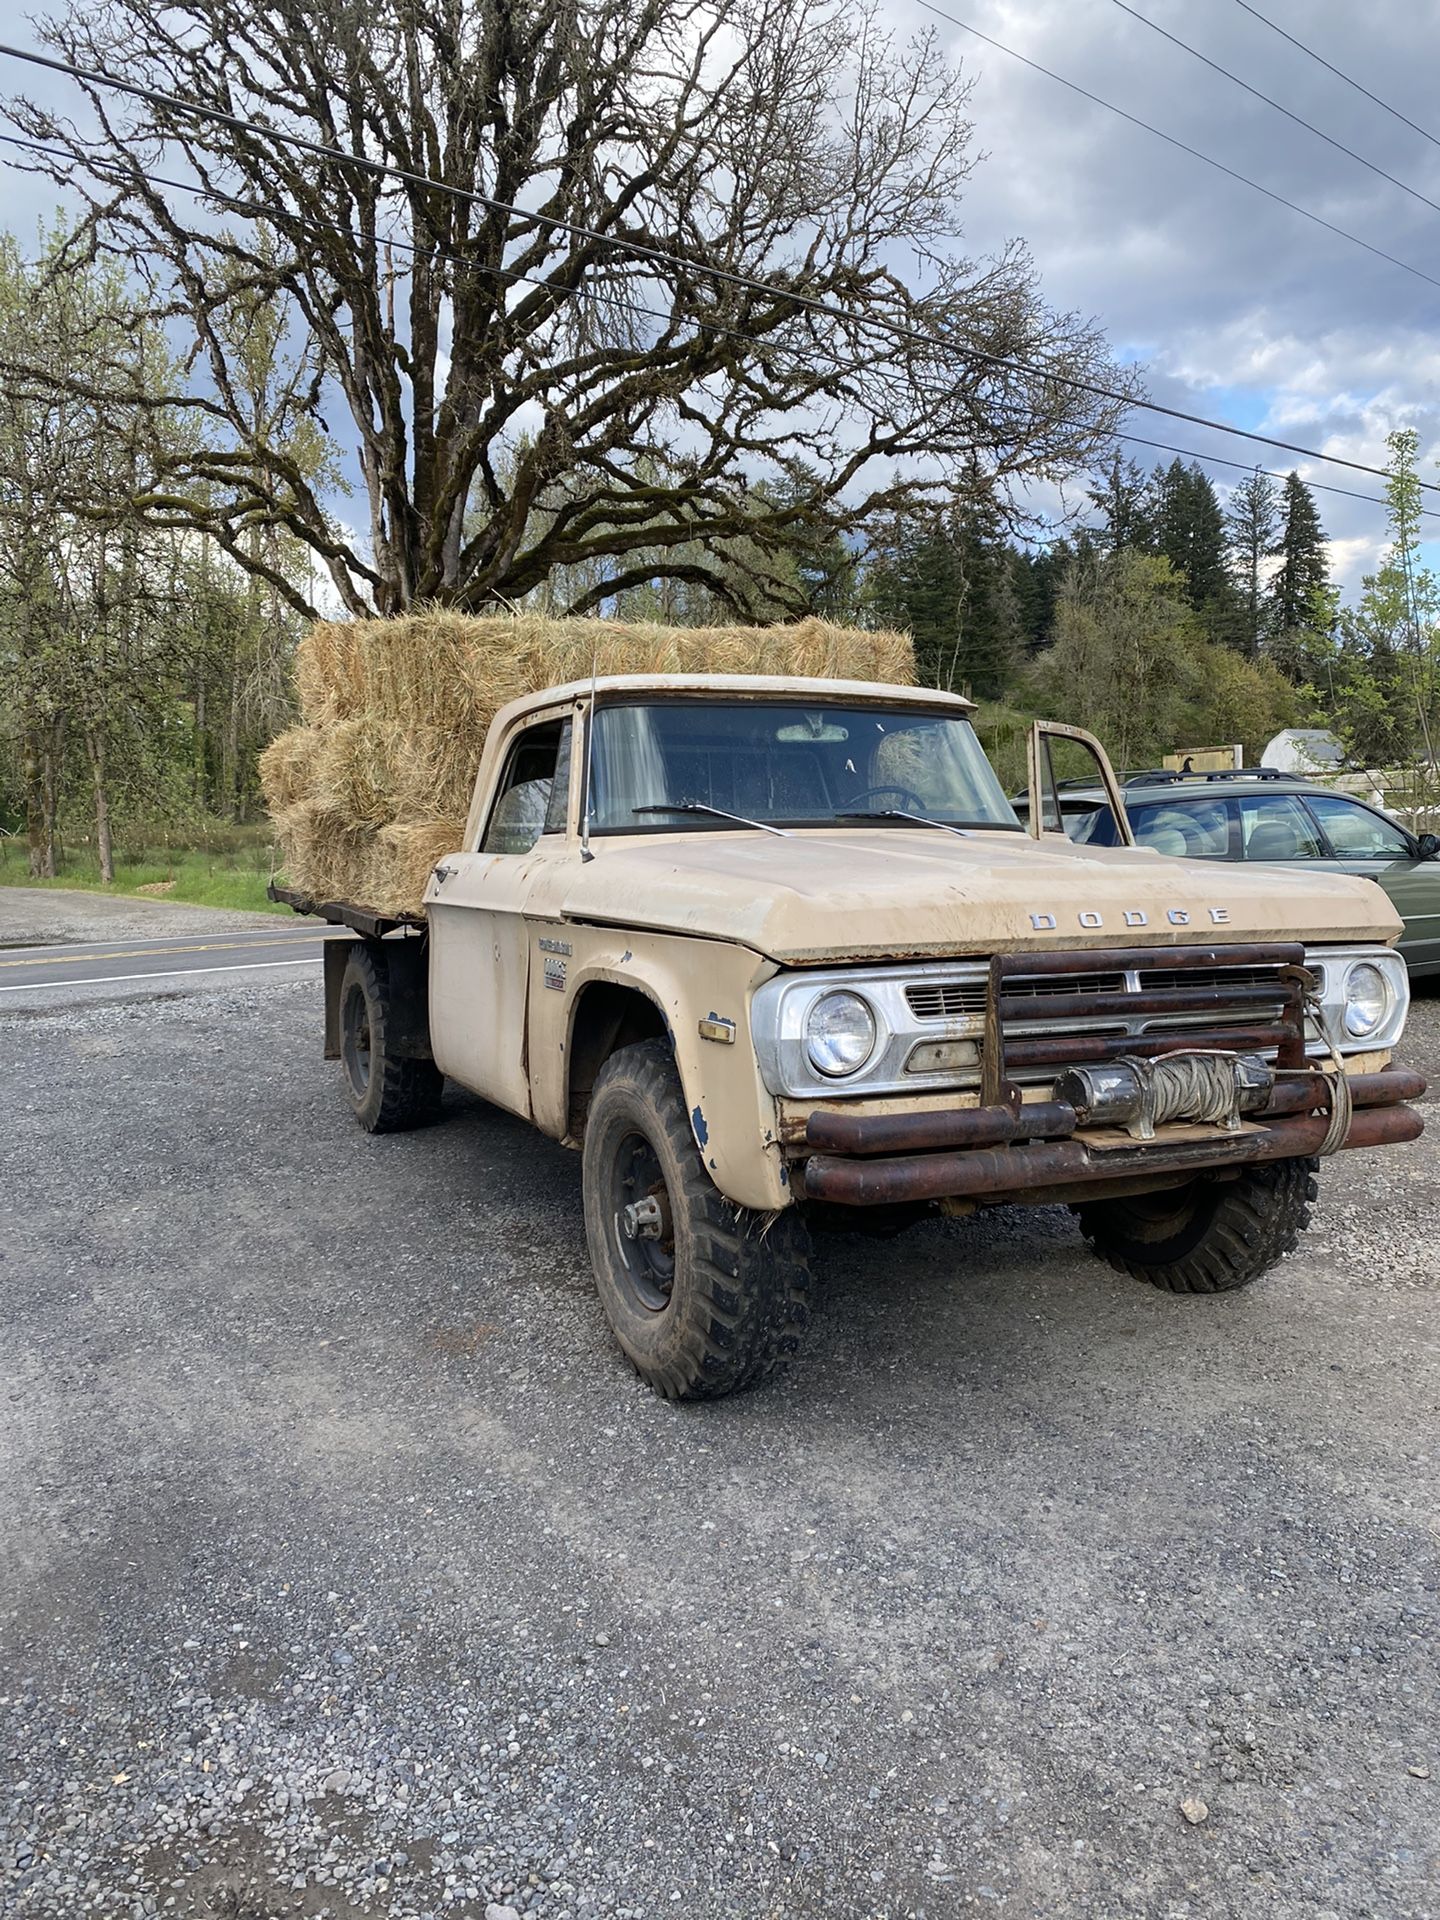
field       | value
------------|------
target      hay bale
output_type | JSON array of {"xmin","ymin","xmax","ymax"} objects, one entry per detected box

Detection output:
[
  {"xmin": 258, "ymin": 727, "xmax": 320, "ymax": 811},
  {"xmin": 375, "ymin": 819, "xmax": 470, "ymax": 917},
  {"xmin": 263, "ymin": 609, "xmax": 914, "ymax": 915}
]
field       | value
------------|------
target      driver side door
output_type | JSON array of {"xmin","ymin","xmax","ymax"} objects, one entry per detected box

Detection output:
[{"xmin": 426, "ymin": 713, "xmax": 574, "ymax": 1117}]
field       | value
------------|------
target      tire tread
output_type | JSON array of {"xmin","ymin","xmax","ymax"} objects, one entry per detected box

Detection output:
[
  {"xmin": 1078, "ymin": 1157, "xmax": 1318, "ymax": 1294},
  {"xmin": 584, "ymin": 1040, "xmax": 812, "ymax": 1398},
  {"xmin": 342, "ymin": 944, "xmax": 443, "ymax": 1134}
]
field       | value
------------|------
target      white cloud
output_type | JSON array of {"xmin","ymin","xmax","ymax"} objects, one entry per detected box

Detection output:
[
  {"xmin": 5, "ymin": 2, "xmax": 1437, "ymax": 590},
  {"xmin": 890, "ymin": 0, "xmax": 1440, "ymax": 585}
]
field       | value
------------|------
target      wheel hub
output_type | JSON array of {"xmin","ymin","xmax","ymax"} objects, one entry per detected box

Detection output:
[
  {"xmin": 621, "ymin": 1193, "xmax": 667, "ymax": 1241},
  {"xmin": 341, "ymin": 981, "xmax": 373, "ymax": 1096},
  {"xmin": 610, "ymin": 1131, "xmax": 676, "ymax": 1311}
]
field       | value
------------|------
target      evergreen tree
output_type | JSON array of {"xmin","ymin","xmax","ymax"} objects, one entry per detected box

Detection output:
[
  {"xmin": 1269, "ymin": 472, "xmax": 1329, "ymax": 636},
  {"xmin": 759, "ymin": 467, "xmax": 858, "ymax": 619},
  {"xmin": 1225, "ymin": 467, "xmax": 1281, "ymax": 657},
  {"xmin": 1086, "ymin": 453, "xmax": 1152, "ymax": 552},
  {"xmin": 863, "ymin": 515, "xmax": 1021, "ymax": 699},
  {"xmin": 1148, "ymin": 460, "xmax": 1233, "ymax": 630},
  {"xmin": 1011, "ymin": 542, "xmax": 1070, "ymax": 651}
]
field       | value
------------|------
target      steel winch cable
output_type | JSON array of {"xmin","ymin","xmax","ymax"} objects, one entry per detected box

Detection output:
[
  {"xmin": 1299, "ymin": 987, "xmax": 1354, "ymax": 1157},
  {"xmin": 1121, "ymin": 1051, "xmax": 1258, "ymax": 1133}
]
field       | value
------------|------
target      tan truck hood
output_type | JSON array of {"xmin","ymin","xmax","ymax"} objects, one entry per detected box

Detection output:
[{"xmin": 561, "ymin": 827, "xmax": 1401, "ymax": 963}]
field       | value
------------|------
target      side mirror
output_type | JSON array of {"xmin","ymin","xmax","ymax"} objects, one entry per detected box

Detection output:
[{"xmin": 1419, "ymin": 833, "xmax": 1440, "ymax": 860}]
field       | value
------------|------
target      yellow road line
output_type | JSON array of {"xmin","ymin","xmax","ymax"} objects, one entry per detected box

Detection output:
[{"xmin": 0, "ymin": 934, "xmax": 335, "ymax": 971}]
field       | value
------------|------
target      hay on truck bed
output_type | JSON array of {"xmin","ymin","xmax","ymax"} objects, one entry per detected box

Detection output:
[{"xmin": 261, "ymin": 610, "xmax": 916, "ymax": 918}]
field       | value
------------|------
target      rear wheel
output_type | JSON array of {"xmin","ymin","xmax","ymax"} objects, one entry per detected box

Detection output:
[
  {"xmin": 582, "ymin": 1039, "xmax": 812, "ymax": 1398},
  {"xmin": 339, "ymin": 943, "xmax": 443, "ymax": 1133},
  {"xmin": 1077, "ymin": 1156, "xmax": 1318, "ymax": 1294}
]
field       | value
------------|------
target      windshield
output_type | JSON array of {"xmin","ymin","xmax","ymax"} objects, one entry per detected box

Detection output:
[{"xmin": 587, "ymin": 699, "xmax": 1020, "ymax": 833}]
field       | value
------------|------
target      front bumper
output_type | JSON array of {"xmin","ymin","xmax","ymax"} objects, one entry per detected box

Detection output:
[{"xmin": 800, "ymin": 1066, "xmax": 1425, "ymax": 1207}]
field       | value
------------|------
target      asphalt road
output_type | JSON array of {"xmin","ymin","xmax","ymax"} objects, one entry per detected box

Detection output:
[
  {"xmin": 2, "ymin": 942, "xmax": 1438, "ymax": 1920},
  {"xmin": 0, "ymin": 925, "xmax": 342, "ymax": 1008}
]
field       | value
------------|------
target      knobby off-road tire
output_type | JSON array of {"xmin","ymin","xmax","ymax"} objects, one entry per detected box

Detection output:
[
  {"xmin": 582, "ymin": 1039, "xmax": 813, "ymax": 1399},
  {"xmin": 1077, "ymin": 1156, "xmax": 1319, "ymax": 1295},
  {"xmin": 339, "ymin": 943, "xmax": 443, "ymax": 1134}
]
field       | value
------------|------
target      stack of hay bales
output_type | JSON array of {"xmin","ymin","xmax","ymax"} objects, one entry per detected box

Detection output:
[{"xmin": 261, "ymin": 609, "xmax": 916, "ymax": 917}]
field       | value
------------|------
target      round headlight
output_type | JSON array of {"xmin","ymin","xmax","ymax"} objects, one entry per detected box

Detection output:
[
  {"xmin": 1342, "ymin": 960, "xmax": 1388, "ymax": 1037},
  {"xmin": 805, "ymin": 990, "xmax": 877, "ymax": 1077}
]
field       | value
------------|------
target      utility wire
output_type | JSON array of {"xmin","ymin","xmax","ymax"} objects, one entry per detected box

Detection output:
[
  {"xmin": 1112, "ymin": 429, "xmax": 1440, "ymax": 520},
  {"xmin": 911, "ymin": 0, "xmax": 1440, "ymax": 294},
  {"xmin": 1232, "ymin": 0, "xmax": 1440, "ymax": 155},
  {"xmin": 9, "ymin": 126, "xmax": 1426, "ymax": 531},
  {"xmin": 1109, "ymin": 0, "xmax": 1440, "ymax": 219},
  {"xmin": 0, "ymin": 133, "xmax": 801, "ymax": 365},
  {"xmin": 2, "ymin": 36, "xmax": 1438, "ymax": 500}
]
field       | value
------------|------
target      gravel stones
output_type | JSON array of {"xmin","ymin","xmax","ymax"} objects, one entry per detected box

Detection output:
[{"xmin": 2, "ymin": 975, "xmax": 1438, "ymax": 1916}]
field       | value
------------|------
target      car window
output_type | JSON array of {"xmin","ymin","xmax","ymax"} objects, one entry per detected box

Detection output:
[
  {"xmin": 1129, "ymin": 798, "xmax": 1230, "ymax": 859},
  {"xmin": 1063, "ymin": 803, "xmax": 1115, "ymax": 845},
  {"xmin": 1305, "ymin": 792, "xmax": 1412, "ymax": 859},
  {"xmin": 1238, "ymin": 793, "xmax": 1324, "ymax": 862},
  {"xmin": 481, "ymin": 718, "xmax": 569, "ymax": 854}
]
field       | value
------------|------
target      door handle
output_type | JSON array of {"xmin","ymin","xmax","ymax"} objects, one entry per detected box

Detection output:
[{"xmin": 433, "ymin": 863, "xmax": 455, "ymax": 885}]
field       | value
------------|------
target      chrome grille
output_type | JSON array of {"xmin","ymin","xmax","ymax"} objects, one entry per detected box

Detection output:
[
  {"xmin": 905, "ymin": 980, "xmax": 986, "ymax": 1019},
  {"xmin": 906, "ymin": 970, "xmax": 1131, "ymax": 1019},
  {"xmin": 904, "ymin": 960, "xmax": 1290, "ymax": 1052}
]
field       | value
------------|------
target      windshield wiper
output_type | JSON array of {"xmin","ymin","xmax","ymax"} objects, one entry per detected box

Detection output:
[
  {"xmin": 633, "ymin": 802, "xmax": 792, "ymax": 838},
  {"xmin": 835, "ymin": 808, "xmax": 971, "ymax": 839}
]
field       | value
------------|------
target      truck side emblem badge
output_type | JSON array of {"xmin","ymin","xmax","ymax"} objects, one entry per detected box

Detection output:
[
  {"xmin": 698, "ymin": 1014, "xmax": 736, "ymax": 1044},
  {"xmin": 543, "ymin": 956, "xmax": 568, "ymax": 992}
]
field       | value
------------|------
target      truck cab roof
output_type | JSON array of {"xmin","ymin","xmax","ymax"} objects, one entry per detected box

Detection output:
[{"xmin": 488, "ymin": 673, "xmax": 978, "ymax": 729}]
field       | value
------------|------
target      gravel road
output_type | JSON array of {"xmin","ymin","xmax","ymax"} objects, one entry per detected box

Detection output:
[{"xmin": 3, "ymin": 976, "xmax": 1438, "ymax": 1920}]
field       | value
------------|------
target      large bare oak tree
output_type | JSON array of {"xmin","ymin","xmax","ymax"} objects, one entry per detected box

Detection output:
[{"xmin": 4, "ymin": 0, "xmax": 1140, "ymax": 618}]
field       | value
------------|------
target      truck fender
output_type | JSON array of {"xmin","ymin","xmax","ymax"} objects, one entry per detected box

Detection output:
[
  {"xmin": 323, "ymin": 933, "xmax": 434, "ymax": 1062},
  {"xmin": 563, "ymin": 968, "xmax": 673, "ymax": 1141},
  {"xmin": 561, "ymin": 955, "xmax": 790, "ymax": 1214}
]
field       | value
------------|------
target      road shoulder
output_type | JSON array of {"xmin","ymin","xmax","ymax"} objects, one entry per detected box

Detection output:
[{"xmin": 0, "ymin": 885, "xmax": 314, "ymax": 946}]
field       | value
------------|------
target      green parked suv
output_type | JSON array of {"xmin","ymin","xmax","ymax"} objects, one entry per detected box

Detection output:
[{"xmin": 1037, "ymin": 769, "xmax": 1440, "ymax": 976}]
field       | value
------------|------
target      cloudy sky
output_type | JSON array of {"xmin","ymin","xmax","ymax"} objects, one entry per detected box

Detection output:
[
  {"xmin": 1, "ymin": 0, "xmax": 1437, "ymax": 593},
  {"xmin": 888, "ymin": 0, "xmax": 1440, "ymax": 586}
]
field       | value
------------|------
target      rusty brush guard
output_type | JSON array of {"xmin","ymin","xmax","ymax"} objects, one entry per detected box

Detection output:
[{"xmin": 801, "ymin": 944, "xmax": 1425, "ymax": 1207}]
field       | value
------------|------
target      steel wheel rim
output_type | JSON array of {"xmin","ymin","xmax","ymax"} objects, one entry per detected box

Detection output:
[
  {"xmin": 610, "ymin": 1128, "xmax": 676, "ymax": 1313},
  {"xmin": 341, "ymin": 979, "xmax": 373, "ymax": 1099},
  {"xmin": 1119, "ymin": 1180, "xmax": 1205, "ymax": 1240}
]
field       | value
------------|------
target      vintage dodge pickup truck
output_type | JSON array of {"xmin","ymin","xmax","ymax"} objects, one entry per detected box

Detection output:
[{"xmin": 274, "ymin": 675, "xmax": 1424, "ymax": 1398}]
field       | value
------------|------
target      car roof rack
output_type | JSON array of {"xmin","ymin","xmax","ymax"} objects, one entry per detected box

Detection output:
[{"xmin": 1122, "ymin": 766, "xmax": 1299, "ymax": 788}]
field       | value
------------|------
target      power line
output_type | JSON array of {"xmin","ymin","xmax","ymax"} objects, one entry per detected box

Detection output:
[
  {"xmin": 0, "ymin": 133, "xmax": 793, "ymax": 365},
  {"xmin": 1111, "ymin": 430, "xmax": 1440, "ymax": 519},
  {"xmin": 2, "ymin": 35, "xmax": 1438, "ymax": 500},
  {"xmin": 1109, "ymin": 0, "xmax": 1440, "ymax": 220},
  {"xmin": 1232, "ymin": 0, "xmax": 1440, "ymax": 155},
  {"xmin": 911, "ymin": 0, "xmax": 1440, "ymax": 294},
  {"xmin": 8, "ymin": 128, "xmax": 1423, "ymax": 532}
]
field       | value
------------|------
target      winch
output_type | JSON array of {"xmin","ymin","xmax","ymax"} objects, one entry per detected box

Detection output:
[{"xmin": 1054, "ymin": 1051, "xmax": 1275, "ymax": 1140}]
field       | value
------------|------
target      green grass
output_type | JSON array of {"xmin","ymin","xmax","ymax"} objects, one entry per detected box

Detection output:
[{"xmin": 0, "ymin": 824, "xmax": 289, "ymax": 914}]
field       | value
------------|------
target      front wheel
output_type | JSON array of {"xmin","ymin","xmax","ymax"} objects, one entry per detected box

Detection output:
[
  {"xmin": 581, "ymin": 1040, "xmax": 813, "ymax": 1398},
  {"xmin": 1076, "ymin": 1156, "xmax": 1318, "ymax": 1294}
]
